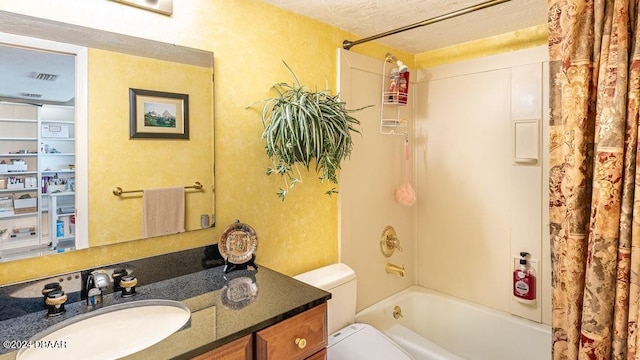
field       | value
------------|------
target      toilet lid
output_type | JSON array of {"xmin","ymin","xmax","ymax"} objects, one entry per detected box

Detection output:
[{"xmin": 328, "ymin": 323, "xmax": 413, "ymax": 360}]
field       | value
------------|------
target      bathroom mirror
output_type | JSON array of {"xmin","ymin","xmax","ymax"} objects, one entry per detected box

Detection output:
[{"xmin": 0, "ymin": 11, "xmax": 215, "ymax": 262}]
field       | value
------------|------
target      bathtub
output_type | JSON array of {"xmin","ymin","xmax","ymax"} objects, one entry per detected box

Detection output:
[{"xmin": 354, "ymin": 286, "xmax": 551, "ymax": 360}]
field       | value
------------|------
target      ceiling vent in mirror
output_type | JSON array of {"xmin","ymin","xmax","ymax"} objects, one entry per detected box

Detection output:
[
  {"xmin": 20, "ymin": 92, "xmax": 43, "ymax": 98},
  {"xmin": 31, "ymin": 72, "xmax": 60, "ymax": 81}
]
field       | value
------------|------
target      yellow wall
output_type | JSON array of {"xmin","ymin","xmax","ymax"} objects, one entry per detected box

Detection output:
[
  {"xmin": 0, "ymin": 0, "xmax": 544, "ymax": 285},
  {"xmin": 0, "ymin": 0, "xmax": 406, "ymax": 285},
  {"xmin": 87, "ymin": 49, "xmax": 214, "ymax": 246},
  {"xmin": 415, "ymin": 24, "xmax": 548, "ymax": 68}
]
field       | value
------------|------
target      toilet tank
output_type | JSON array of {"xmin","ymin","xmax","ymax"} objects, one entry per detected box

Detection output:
[{"xmin": 294, "ymin": 263, "xmax": 357, "ymax": 334}]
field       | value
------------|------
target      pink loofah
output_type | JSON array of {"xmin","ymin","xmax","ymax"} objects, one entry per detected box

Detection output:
[
  {"xmin": 395, "ymin": 139, "xmax": 416, "ymax": 206},
  {"xmin": 395, "ymin": 182, "xmax": 416, "ymax": 206}
]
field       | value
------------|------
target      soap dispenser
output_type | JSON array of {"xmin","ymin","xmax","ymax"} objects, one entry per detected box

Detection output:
[{"xmin": 513, "ymin": 252, "xmax": 536, "ymax": 301}]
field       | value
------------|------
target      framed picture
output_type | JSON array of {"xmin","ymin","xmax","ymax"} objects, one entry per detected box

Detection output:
[
  {"xmin": 109, "ymin": 0, "xmax": 173, "ymax": 16},
  {"xmin": 129, "ymin": 88, "xmax": 189, "ymax": 139}
]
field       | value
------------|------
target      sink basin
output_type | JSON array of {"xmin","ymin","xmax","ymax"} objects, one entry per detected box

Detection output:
[{"xmin": 17, "ymin": 299, "xmax": 190, "ymax": 360}]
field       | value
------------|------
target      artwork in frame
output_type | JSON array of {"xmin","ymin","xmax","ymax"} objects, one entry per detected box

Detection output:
[
  {"xmin": 129, "ymin": 88, "xmax": 189, "ymax": 140},
  {"xmin": 109, "ymin": 0, "xmax": 173, "ymax": 16}
]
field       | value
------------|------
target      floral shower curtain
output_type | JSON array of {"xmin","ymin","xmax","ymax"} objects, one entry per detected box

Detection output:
[{"xmin": 548, "ymin": 0, "xmax": 640, "ymax": 359}]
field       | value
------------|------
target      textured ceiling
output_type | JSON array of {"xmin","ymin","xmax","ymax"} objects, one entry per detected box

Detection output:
[
  {"xmin": 0, "ymin": 1, "xmax": 548, "ymax": 104},
  {"xmin": 260, "ymin": 0, "xmax": 548, "ymax": 54}
]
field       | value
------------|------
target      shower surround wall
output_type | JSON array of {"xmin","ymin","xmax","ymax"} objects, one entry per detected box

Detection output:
[
  {"xmin": 338, "ymin": 49, "xmax": 416, "ymax": 312},
  {"xmin": 339, "ymin": 46, "xmax": 550, "ymax": 325}
]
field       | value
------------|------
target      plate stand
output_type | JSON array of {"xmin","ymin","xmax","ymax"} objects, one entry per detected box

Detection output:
[{"xmin": 223, "ymin": 254, "xmax": 258, "ymax": 273}]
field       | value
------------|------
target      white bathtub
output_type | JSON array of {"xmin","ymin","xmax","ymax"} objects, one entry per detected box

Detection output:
[{"xmin": 354, "ymin": 286, "xmax": 551, "ymax": 360}]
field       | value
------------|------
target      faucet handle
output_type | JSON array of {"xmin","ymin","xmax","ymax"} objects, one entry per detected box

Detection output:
[
  {"xmin": 380, "ymin": 226, "xmax": 403, "ymax": 257},
  {"xmin": 119, "ymin": 275, "xmax": 138, "ymax": 298},
  {"xmin": 387, "ymin": 236, "xmax": 403, "ymax": 251},
  {"xmin": 111, "ymin": 268, "xmax": 128, "ymax": 292},
  {"xmin": 45, "ymin": 290, "xmax": 67, "ymax": 317},
  {"xmin": 41, "ymin": 282, "xmax": 62, "ymax": 307}
]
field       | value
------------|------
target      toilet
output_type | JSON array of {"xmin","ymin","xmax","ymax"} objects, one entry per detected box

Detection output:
[{"xmin": 294, "ymin": 263, "xmax": 413, "ymax": 360}]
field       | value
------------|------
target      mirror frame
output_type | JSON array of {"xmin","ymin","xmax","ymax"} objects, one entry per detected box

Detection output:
[{"xmin": 0, "ymin": 11, "xmax": 213, "ymax": 68}]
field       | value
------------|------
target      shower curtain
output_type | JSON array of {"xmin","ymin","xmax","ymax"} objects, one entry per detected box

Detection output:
[{"xmin": 548, "ymin": 0, "xmax": 640, "ymax": 359}]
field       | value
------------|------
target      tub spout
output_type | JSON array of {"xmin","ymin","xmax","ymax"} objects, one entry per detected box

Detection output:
[{"xmin": 385, "ymin": 263, "xmax": 406, "ymax": 277}]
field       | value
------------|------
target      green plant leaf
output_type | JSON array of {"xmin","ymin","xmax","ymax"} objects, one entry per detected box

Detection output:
[{"xmin": 251, "ymin": 60, "xmax": 371, "ymax": 199}]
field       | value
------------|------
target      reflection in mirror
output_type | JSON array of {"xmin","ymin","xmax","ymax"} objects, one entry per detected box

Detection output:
[
  {"xmin": 0, "ymin": 40, "xmax": 82, "ymax": 262},
  {"xmin": 0, "ymin": 13, "xmax": 215, "ymax": 263},
  {"xmin": 87, "ymin": 47, "xmax": 215, "ymax": 248}
]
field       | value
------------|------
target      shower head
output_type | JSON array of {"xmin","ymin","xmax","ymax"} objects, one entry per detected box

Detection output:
[
  {"xmin": 385, "ymin": 53, "xmax": 398, "ymax": 63},
  {"xmin": 385, "ymin": 53, "xmax": 409, "ymax": 73}
]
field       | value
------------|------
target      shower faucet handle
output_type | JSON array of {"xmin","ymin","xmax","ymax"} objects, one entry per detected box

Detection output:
[
  {"xmin": 380, "ymin": 225, "xmax": 402, "ymax": 257},
  {"xmin": 386, "ymin": 235, "xmax": 403, "ymax": 251}
]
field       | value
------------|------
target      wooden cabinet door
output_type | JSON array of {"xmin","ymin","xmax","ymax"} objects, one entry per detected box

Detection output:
[
  {"xmin": 306, "ymin": 348, "xmax": 327, "ymax": 360},
  {"xmin": 192, "ymin": 334, "xmax": 253, "ymax": 360},
  {"xmin": 255, "ymin": 303, "xmax": 327, "ymax": 360}
]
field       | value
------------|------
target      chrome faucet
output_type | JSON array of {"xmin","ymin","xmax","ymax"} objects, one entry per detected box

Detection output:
[{"xmin": 85, "ymin": 270, "xmax": 110, "ymax": 307}]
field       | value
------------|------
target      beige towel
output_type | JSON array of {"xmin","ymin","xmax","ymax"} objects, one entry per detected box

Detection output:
[{"xmin": 142, "ymin": 187, "xmax": 185, "ymax": 238}]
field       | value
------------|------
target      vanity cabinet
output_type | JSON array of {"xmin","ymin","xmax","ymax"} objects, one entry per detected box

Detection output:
[
  {"xmin": 0, "ymin": 102, "xmax": 75, "ymax": 259},
  {"xmin": 305, "ymin": 349, "xmax": 327, "ymax": 360},
  {"xmin": 255, "ymin": 302, "xmax": 327, "ymax": 360},
  {"xmin": 191, "ymin": 303, "xmax": 327, "ymax": 360},
  {"xmin": 192, "ymin": 334, "xmax": 253, "ymax": 360}
]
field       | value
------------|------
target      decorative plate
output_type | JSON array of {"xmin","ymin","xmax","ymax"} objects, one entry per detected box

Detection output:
[
  {"xmin": 219, "ymin": 220, "xmax": 258, "ymax": 264},
  {"xmin": 221, "ymin": 276, "xmax": 259, "ymax": 310}
]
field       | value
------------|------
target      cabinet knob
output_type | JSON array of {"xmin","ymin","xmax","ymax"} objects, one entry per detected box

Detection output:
[{"xmin": 294, "ymin": 337, "xmax": 307, "ymax": 349}]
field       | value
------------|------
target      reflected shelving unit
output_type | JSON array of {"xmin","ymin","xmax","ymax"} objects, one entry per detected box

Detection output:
[
  {"xmin": 0, "ymin": 102, "xmax": 75, "ymax": 260},
  {"xmin": 48, "ymin": 191, "xmax": 76, "ymax": 251}
]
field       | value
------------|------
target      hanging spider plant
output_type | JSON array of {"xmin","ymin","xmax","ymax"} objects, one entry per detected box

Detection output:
[{"xmin": 252, "ymin": 61, "xmax": 369, "ymax": 200}]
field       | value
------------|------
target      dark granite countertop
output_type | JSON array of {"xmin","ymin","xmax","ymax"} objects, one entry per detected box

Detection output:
[{"xmin": 0, "ymin": 247, "xmax": 330, "ymax": 359}]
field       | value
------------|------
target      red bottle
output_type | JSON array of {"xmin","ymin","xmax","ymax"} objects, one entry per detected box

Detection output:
[
  {"xmin": 513, "ymin": 252, "xmax": 536, "ymax": 300},
  {"xmin": 398, "ymin": 71, "xmax": 409, "ymax": 104}
]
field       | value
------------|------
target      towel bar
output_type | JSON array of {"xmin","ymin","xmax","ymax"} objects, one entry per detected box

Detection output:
[{"xmin": 113, "ymin": 182, "xmax": 203, "ymax": 196}]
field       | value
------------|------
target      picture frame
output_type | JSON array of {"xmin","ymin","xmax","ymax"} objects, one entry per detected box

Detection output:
[
  {"xmin": 109, "ymin": 0, "xmax": 173, "ymax": 16},
  {"xmin": 129, "ymin": 88, "xmax": 189, "ymax": 140}
]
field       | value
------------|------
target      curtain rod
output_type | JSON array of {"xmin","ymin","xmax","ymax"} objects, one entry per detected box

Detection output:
[{"xmin": 342, "ymin": 0, "xmax": 512, "ymax": 50}]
